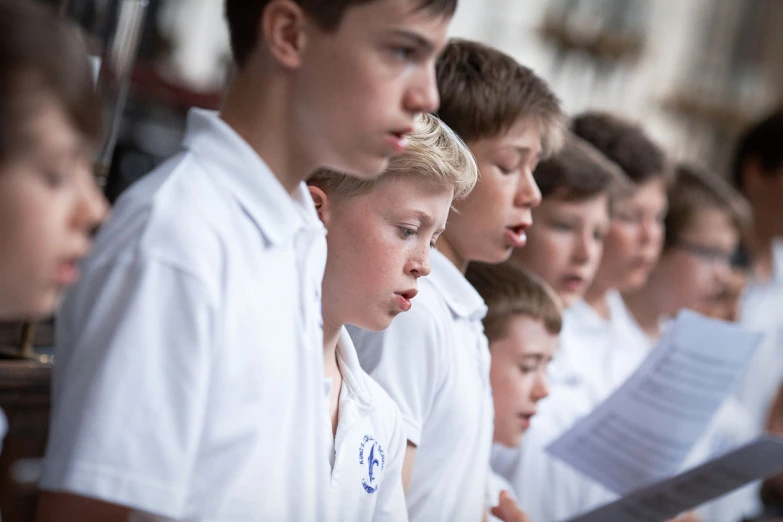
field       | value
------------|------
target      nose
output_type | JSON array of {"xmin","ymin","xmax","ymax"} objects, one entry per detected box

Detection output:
[
  {"xmin": 406, "ymin": 245, "xmax": 432, "ymax": 278},
  {"xmin": 572, "ymin": 230, "xmax": 592, "ymax": 264},
  {"xmin": 404, "ymin": 63, "xmax": 440, "ymax": 115},
  {"xmin": 515, "ymin": 168, "xmax": 542, "ymax": 209},
  {"xmin": 533, "ymin": 370, "xmax": 549, "ymax": 402},
  {"xmin": 74, "ymin": 165, "xmax": 109, "ymax": 233}
]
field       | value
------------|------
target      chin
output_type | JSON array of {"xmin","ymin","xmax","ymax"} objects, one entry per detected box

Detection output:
[
  {"xmin": 330, "ymin": 153, "xmax": 390, "ymax": 181},
  {"xmin": 496, "ymin": 431, "xmax": 523, "ymax": 449},
  {"xmin": 560, "ymin": 292, "xmax": 580, "ymax": 308},
  {"xmin": 473, "ymin": 243, "xmax": 514, "ymax": 265}
]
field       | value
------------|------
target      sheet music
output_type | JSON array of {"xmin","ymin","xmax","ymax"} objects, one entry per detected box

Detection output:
[
  {"xmin": 547, "ymin": 310, "xmax": 763, "ymax": 494},
  {"xmin": 566, "ymin": 436, "xmax": 783, "ymax": 522}
]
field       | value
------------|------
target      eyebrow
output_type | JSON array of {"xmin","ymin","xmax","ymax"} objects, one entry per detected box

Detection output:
[{"xmin": 387, "ymin": 29, "xmax": 436, "ymax": 55}]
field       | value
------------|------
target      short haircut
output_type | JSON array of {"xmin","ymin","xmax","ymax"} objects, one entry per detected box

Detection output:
[
  {"xmin": 664, "ymin": 163, "xmax": 752, "ymax": 250},
  {"xmin": 225, "ymin": 0, "xmax": 458, "ymax": 68},
  {"xmin": 0, "ymin": 0, "xmax": 102, "ymax": 163},
  {"xmin": 731, "ymin": 108, "xmax": 783, "ymax": 193},
  {"xmin": 571, "ymin": 111, "xmax": 668, "ymax": 185},
  {"xmin": 466, "ymin": 261, "xmax": 563, "ymax": 344},
  {"xmin": 435, "ymin": 39, "xmax": 565, "ymax": 157},
  {"xmin": 535, "ymin": 132, "xmax": 631, "ymax": 204},
  {"xmin": 308, "ymin": 112, "xmax": 478, "ymax": 200}
]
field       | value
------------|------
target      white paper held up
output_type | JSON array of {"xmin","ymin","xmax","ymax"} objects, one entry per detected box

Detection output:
[{"xmin": 547, "ymin": 310, "xmax": 763, "ymax": 494}]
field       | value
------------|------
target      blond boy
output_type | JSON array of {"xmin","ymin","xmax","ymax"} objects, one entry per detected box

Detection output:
[
  {"xmin": 350, "ymin": 39, "xmax": 565, "ymax": 522},
  {"xmin": 309, "ymin": 112, "xmax": 477, "ymax": 521}
]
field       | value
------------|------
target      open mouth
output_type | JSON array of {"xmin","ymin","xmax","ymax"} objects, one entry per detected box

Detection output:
[
  {"xmin": 504, "ymin": 224, "xmax": 529, "ymax": 248},
  {"xmin": 394, "ymin": 289, "xmax": 418, "ymax": 312},
  {"xmin": 386, "ymin": 128, "xmax": 412, "ymax": 153}
]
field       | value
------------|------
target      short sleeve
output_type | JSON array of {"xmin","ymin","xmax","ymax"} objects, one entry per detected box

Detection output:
[
  {"xmin": 349, "ymin": 301, "xmax": 446, "ymax": 447},
  {"xmin": 40, "ymin": 255, "xmax": 215, "ymax": 519},
  {"xmin": 371, "ymin": 406, "xmax": 409, "ymax": 522}
]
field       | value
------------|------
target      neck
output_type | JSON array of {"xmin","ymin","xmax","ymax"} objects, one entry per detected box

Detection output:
[
  {"xmin": 437, "ymin": 236, "xmax": 468, "ymax": 274},
  {"xmin": 749, "ymin": 213, "xmax": 777, "ymax": 281},
  {"xmin": 622, "ymin": 287, "xmax": 662, "ymax": 339},
  {"xmin": 322, "ymin": 314, "xmax": 341, "ymax": 377},
  {"xmin": 583, "ymin": 280, "xmax": 612, "ymax": 320},
  {"xmin": 220, "ymin": 66, "xmax": 313, "ymax": 195}
]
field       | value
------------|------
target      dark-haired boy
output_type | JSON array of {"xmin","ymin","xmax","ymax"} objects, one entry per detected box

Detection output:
[{"xmin": 37, "ymin": 1, "xmax": 457, "ymax": 520}]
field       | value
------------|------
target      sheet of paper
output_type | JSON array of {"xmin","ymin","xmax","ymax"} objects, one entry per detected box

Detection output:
[
  {"xmin": 547, "ymin": 310, "xmax": 763, "ymax": 494},
  {"xmin": 566, "ymin": 436, "xmax": 783, "ymax": 522}
]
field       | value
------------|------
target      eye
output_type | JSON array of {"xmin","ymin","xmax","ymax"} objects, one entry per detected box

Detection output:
[
  {"xmin": 552, "ymin": 221, "xmax": 572, "ymax": 232},
  {"xmin": 519, "ymin": 364, "xmax": 538, "ymax": 374},
  {"xmin": 497, "ymin": 165, "xmax": 515, "ymax": 175},
  {"xmin": 398, "ymin": 227, "xmax": 416, "ymax": 239},
  {"xmin": 40, "ymin": 168, "xmax": 66, "ymax": 189},
  {"xmin": 391, "ymin": 46, "xmax": 417, "ymax": 62}
]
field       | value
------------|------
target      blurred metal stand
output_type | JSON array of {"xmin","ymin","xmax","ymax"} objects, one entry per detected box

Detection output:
[{"xmin": 94, "ymin": 0, "xmax": 149, "ymax": 187}]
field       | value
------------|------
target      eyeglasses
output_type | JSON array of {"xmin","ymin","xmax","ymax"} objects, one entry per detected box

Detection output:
[{"xmin": 672, "ymin": 240, "xmax": 735, "ymax": 265}]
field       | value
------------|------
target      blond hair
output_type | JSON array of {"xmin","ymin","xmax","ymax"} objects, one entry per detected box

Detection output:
[{"xmin": 308, "ymin": 113, "xmax": 478, "ymax": 200}]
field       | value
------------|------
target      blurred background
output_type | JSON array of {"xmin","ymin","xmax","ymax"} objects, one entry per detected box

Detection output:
[
  {"xmin": 46, "ymin": 0, "xmax": 783, "ymax": 200},
  {"xmin": 36, "ymin": 0, "xmax": 783, "ymax": 202}
]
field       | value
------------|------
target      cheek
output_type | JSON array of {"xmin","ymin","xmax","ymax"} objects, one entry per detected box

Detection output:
[
  {"xmin": 491, "ymin": 365, "xmax": 522, "ymax": 408},
  {"xmin": 605, "ymin": 226, "xmax": 636, "ymax": 260}
]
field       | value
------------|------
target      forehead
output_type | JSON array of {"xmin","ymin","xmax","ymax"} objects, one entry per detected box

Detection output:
[
  {"xmin": 680, "ymin": 208, "xmax": 737, "ymax": 239},
  {"xmin": 498, "ymin": 315, "xmax": 557, "ymax": 354},
  {"xmin": 13, "ymin": 96, "xmax": 82, "ymax": 159},
  {"xmin": 343, "ymin": 174, "xmax": 454, "ymax": 215},
  {"xmin": 539, "ymin": 194, "xmax": 610, "ymax": 216},
  {"xmin": 335, "ymin": 0, "xmax": 452, "ymax": 39},
  {"xmin": 470, "ymin": 119, "xmax": 543, "ymax": 156},
  {"xmin": 620, "ymin": 178, "xmax": 667, "ymax": 207}
]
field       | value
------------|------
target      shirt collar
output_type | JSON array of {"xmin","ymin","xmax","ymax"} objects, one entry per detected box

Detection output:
[
  {"xmin": 336, "ymin": 328, "xmax": 374, "ymax": 408},
  {"xmin": 181, "ymin": 108, "xmax": 324, "ymax": 245},
  {"xmin": 772, "ymin": 238, "xmax": 783, "ymax": 283},
  {"xmin": 424, "ymin": 249, "xmax": 488, "ymax": 321}
]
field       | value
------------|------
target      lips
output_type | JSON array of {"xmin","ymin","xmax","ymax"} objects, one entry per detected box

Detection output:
[
  {"xmin": 394, "ymin": 289, "xmax": 418, "ymax": 312},
  {"xmin": 518, "ymin": 411, "xmax": 536, "ymax": 430},
  {"xmin": 561, "ymin": 275, "xmax": 586, "ymax": 292},
  {"xmin": 504, "ymin": 223, "xmax": 531, "ymax": 248},
  {"xmin": 386, "ymin": 127, "xmax": 414, "ymax": 154},
  {"xmin": 56, "ymin": 258, "xmax": 81, "ymax": 286}
]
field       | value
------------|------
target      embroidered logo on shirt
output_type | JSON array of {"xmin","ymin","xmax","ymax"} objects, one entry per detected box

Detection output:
[{"xmin": 358, "ymin": 434, "xmax": 385, "ymax": 494}]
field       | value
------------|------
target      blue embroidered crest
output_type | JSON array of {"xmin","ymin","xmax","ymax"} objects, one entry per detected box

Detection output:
[{"xmin": 358, "ymin": 435, "xmax": 385, "ymax": 494}]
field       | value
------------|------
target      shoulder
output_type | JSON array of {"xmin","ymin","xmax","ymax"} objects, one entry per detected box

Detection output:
[{"xmin": 88, "ymin": 152, "xmax": 241, "ymax": 286}]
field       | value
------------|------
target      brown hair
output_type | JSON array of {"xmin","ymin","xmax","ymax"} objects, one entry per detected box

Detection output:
[
  {"xmin": 664, "ymin": 163, "xmax": 752, "ymax": 250},
  {"xmin": 308, "ymin": 113, "xmax": 477, "ymax": 200},
  {"xmin": 435, "ymin": 39, "xmax": 565, "ymax": 157},
  {"xmin": 225, "ymin": 0, "xmax": 458, "ymax": 68},
  {"xmin": 466, "ymin": 261, "xmax": 563, "ymax": 343},
  {"xmin": 0, "ymin": 0, "xmax": 102, "ymax": 163},
  {"xmin": 571, "ymin": 111, "xmax": 668, "ymax": 185},
  {"xmin": 732, "ymin": 108, "xmax": 783, "ymax": 193},
  {"xmin": 535, "ymin": 132, "xmax": 631, "ymax": 204}
]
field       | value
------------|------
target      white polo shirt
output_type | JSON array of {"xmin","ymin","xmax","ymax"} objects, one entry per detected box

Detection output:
[
  {"xmin": 686, "ymin": 396, "xmax": 758, "ymax": 522},
  {"xmin": 40, "ymin": 109, "xmax": 329, "ymax": 521},
  {"xmin": 348, "ymin": 249, "xmax": 494, "ymax": 522},
  {"xmin": 493, "ymin": 294, "xmax": 652, "ymax": 521},
  {"xmin": 486, "ymin": 469, "xmax": 515, "ymax": 522},
  {"xmin": 737, "ymin": 238, "xmax": 783, "ymax": 433},
  {"xmin": 324, "ymin": 328, "xmax": 407, "ymax": 522}
]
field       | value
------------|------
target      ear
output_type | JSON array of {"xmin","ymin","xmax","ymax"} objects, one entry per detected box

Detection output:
[
  {"xmin": 307, "ymin": 185, "xmax": 332, "ymax": 226},
  {"xmin": 261, "ymin": 0, "xmax": 309, "ymax": 70}
]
